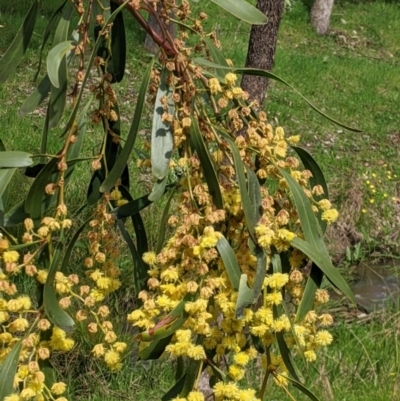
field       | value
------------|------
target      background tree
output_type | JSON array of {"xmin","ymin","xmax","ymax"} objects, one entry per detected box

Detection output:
[
  {"xmin": 241, "ymin": 0, "xmax": 285, "ymax": 106},
  {"xmin": 144, "ymin": 2, "xmax": 176, "ymax": 54},
  {"xmin": 310, "ymin": 0, "xmax": 335, "ymax": 35}
]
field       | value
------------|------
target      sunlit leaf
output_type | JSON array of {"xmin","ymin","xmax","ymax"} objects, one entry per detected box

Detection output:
[
  {"xmin": 47, "ymin": 41, "xmax": 75, "ymax": 89},
  {"xmin": 216, "ymin": 236, "xmax": 241, "ymax": 290},
  {"xmin": 0, "ymin": 151, "xmax": 33, "ymax": 168},
  {"xmin": 148, "ymin": 177, "xmax": 168, "ymax": 202},
  {"xmin": 151, "ymin": 68, "xmax": 174, "ymax": 180},
  {"xmin": 210, "ymin": 0, "xmax": 268, "ymax": 25},
  {"xmin": 48, "ymin": 2, "xmax": 74, "ymax": 128},
  {"xmin": 235, "ymin": 274, "xmax": 253, "ymax": 318},
  {"xmin": 0, "ymin": 169, "xmax": 16, "ymax": 197},
  {"xmin": 0, "ymin": 0, "xmax": 38, "ymax": 83},
  {"xmin": 34, "ymin": 0, "xmax": 68, "ymax": 81},
  {"xmin": 0, "ymin": 340, "xmax": 22, "ymax": 399}
]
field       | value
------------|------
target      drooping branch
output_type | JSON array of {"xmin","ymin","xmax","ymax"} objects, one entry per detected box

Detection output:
[{"xmin": 111, "ymin": 0, "xmax": 177, "ymax": 56}]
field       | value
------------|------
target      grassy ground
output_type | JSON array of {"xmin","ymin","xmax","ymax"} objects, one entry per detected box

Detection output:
[{"xmin": 1, "ymin": 0, "xmax": 400, "ymax": 400}]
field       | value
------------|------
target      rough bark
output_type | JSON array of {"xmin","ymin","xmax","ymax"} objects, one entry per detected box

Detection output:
[
  {"xmin": 144, "ymin": 3, "xmax": 176, "ymax": 54},
  {"xmin": 310, "ymin": 0, "xmax": 335, "ymax": 35},
  {"xmin": 240, "ymin": 0, "xmax": 285, "ymax": 107}
]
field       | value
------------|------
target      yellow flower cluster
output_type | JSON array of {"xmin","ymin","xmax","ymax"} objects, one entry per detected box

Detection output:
[
  {"xmin": 0, "ymin": 200, "xmax": 128, "ymax": 399},
  {"xmin": 130, "ymin": 45, "xmax": 339, "ymax": 395}
]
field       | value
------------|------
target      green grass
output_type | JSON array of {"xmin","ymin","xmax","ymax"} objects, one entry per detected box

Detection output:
[{"xmin": 2, "ymin": 1, "xmax": 400, "ymax": 400}]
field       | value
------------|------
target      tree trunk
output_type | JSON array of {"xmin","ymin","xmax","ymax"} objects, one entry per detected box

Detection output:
[
  {"xmin": 144, "ymin": 3, "xmax": 176, "ymax": 54},
  {"xmin": 310, "ymin": 0, "xmax": 334, "ymax": 35},
  {"xmin": 241, "ymin": 0, "xmax": 285, "ymax": 107}
]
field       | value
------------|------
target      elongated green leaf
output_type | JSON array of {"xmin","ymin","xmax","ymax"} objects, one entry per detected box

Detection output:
[
  {"xmin": 117, "ymin": 219, "xmax": 147, "ymax": 293},
  {"xmin": 60, "ymin": 218, "xmax": 91, "ymax": 274},
  {"xmin": 235, "ymin": 274, "xmax": 253, "ymax": 318},
  {"xmin": 276, "ymin": 331, "xmax": 302, "ymax": 382},
  {"xmin": 139, "ymin": 335, "xmax": 173, "ymax": 361},
  {"xmin": 236, "ymin": 241, "xmax": 267, "ymax": 319},
  {"xmin": 216, "ymin": 236, "xmax": 241, "ymax": 290},
  {"xmin": 181, "ymin": 360, "xmax": 203, "ymax": 397},
  {"xmin": 194, "ymin": 59, "xmax": 361, "ymax": 133},
  {"xmin": 245, "ymin": 165, "xmax": 263, "ymax": 231},
  {"xmin": 156, "ymin": 187, "xmax": 176, "ymax": 253},
  {"xmin": 49, "ymin": 2, "xmax": 74, "ymax": 128},
  {"xmin": 189, "ymin": 118, "xmax": 223, "ymax": 209},
  {"xmin": 100, "ymin": 58, "xmax": 155, "ymax": 192},
  {"xmin": 60, "ymin": 0, "xmax": 131, "ymax": 137},
  {"xmin": 25, "ymin": 158, "xmax": 58, "ymax": 222},
  {"xmin": 69, "ymin": 95, "xmax": 93, "ymax": 160},
  {"xmin": 87, "ymin": 171, "xmax": 103, "ymax": 205},
  {"xmin": 203, "ymin": 37, "xmax": 228, "ymax": 80},
  {"xmin": 137, "ymin": 293, "xmax": 196, "ymax": 344},
  {"xmin": 148, "ymin": 177, "xmax": 168, "ymax": 202},
  {"xmin": 34, "ymin": 0, "xmax": 68, "ymax": 81},
  {"xmin": 217, "ymin": 130, "xmax": 256, "ymax": 240},
  {"xmin": 39, "ymin": 360, "xmax": 57, "ymax": 392},
  {"xmin": 0, "ymin": 0, "xmax": 38, "ymax": 83},
  {"xmin": 279, "ymin": 168, "xmax": 323, "ymax": 243},
  {"xmin": 296, "ymin": 264, "xmax": 323, "ymax": 323},
  {"xmin": 283, "ymin": 374, "xmax": 322, "ymax": 401},
  {"xmin": 162, "ymin": 373, "xmax": 187, "ymax": 401},
  {"xmin": 279, "ymin": 168, "xmax": 354, "ymax": 303},
  {"xmin": 293, "ymin": 146, "xmax": 328, "ymax": 233},
  {"xmin": 0, "ymin": 168, "xmax": 16, "ymax": 223},
  {"xmin": 0, "ymin": 340, "xmax": 22, "ymax": 399},
  {"xmin": 210, "ymin": 0, "xmax": 268, "ymax": 25},
  {"xmin": 151, "ymin": 68, "xmax": 174, "ymax": 180},
  {"xmin": 0, "ymin": 151, "xmax": 32, "ymax": 167},
  {"xmin": 47, "ymin": 41, "xmax": 75, "ymax": 89},
  {"xmin": 44, "ymin": 244, "xmax": 75, "ymax": 332},
  {"xmin": 0, "ymin": 169, "xmax": 16, "ymax": 196},
  {"xmin": 291, "ymin": 237, "xmax": 355, "ymax": 304},
  {"xmin": 292, "ymin": 147, "xmax": 328, "ymax": 200},
  {"xmin": 110, "ymin": 0, "xmax": 126, "ymax": 83},
  {"xmin": 251, "ymin": 245, "xmax": 267, "ymax": 301},
  {"xmin": 118, "ymin": 186, "xmax": 149, "ymax": 266},
  {"xmin": 273, "ymin": 305, "xmax": 303, "ymax": 383},
  {"xmin": 3, "ymin": 200, "xmax": 28, "ymax": 227},
  {"xmin": 112, "ymin": 193, "xmax": 153, "ymax": 220},
  {"xmin": 19, "ymin": 75, "xmax": 51, "ymax": 116}
]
